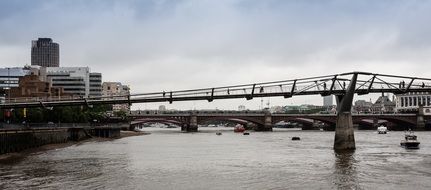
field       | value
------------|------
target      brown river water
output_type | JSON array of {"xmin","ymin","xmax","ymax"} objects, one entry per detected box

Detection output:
[{"xmin": 1, "ymin": 128, "xmax": 431, "ymax": 190}]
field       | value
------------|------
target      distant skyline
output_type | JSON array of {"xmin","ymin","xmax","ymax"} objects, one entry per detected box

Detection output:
[{"xmin": 1, "ymin": 0, "xmax": 430, "ymax": 110}]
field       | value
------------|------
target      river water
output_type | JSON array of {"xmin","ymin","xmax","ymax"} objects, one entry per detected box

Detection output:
[{"xmin": 1, "ymin": 128, "xmax": 431, "ymax": 190}]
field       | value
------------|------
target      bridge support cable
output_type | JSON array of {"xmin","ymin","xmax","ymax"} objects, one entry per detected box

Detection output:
[{"xmin": 334, "ymin": 73, "xmax": 357, "ymax": 151}]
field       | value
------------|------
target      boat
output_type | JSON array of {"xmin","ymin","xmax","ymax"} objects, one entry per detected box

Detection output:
[
  {"xmin": 377, "ymin": 125, "xmax": 388, "ymax": 134},
  {"xmin": 400, "ymin": 132, "xmax": 420, "ymax": 149},
  {"xmin": 243, "ymin": 132, "xmax": 250, "ymax": 135},
  {"xmin": 234, "ymin": 124, "xmax": 245, "ymax": 133},
  {"xmin": 216, "ymin": 132, "xmax": 222, "ymax": 135},
  {"xmin": 291, "ymin": 137, "xmax": 300, "ymax": 141}
]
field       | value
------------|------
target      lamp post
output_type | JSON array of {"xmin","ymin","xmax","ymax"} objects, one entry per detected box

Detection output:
[
  {"xmin": 7, "ymin": 67, "xmax": 11, "ymax": 124},
  {"xmin": 7, "ymin": 67, "xmax": 10, "ymax": 103}
]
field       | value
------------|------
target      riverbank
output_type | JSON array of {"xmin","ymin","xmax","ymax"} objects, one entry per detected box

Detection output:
[{"xmin": 0, "ymin": 130, "xmax": 149, "ymax": 164}]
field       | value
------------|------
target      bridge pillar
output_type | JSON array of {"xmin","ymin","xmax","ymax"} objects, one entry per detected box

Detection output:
[
  {"xmin": 334, "ymin": 73, "xmax": 357, "ymax": 151},
  {"xmin": 254, "ymin": 112, "xmax": 273, "ymax": 131},
  {"xmin": 373, "ymin": 118, "xmax": 379, "ymax": 129},
  {"xmin": 182, "ymin": 114, "xmax": 198, "ymax": 132},
  {"xmin": 417, "ymin": 105, "xmax": 426, "ymax": 130}
]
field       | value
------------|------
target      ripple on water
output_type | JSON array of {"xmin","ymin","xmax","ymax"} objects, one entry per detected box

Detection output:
[{"xmin": 1, "ymin": 129, "xmax": 431, "ymax": 189}]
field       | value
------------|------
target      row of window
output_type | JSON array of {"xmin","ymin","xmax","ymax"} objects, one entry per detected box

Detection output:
[{"xmin": 399, "ymin": 96, "xmax": 431, "ymax": 107}]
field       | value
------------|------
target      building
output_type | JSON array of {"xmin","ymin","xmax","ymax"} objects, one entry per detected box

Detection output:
[
  {"xmin": 354, "ymin": 100, "xmax": 373, "ymax": 113},
  {"xmin": 89, "ymin": 73, "xmax": 102, "ymax": 97},
  {"xmin": 41, "ymin": 67, "xmax": 90, "ymax": 97},
  {"xmin": 102, "ymin": 82, "xmax": 130, "ymax": 112},
  {"xmin": 0, "ymin": 67, "xmax": 31, "ymax": 91},
  {"xmin": 31, "ymin": 38, "xmax": 60, "ymax": 67},
  {"xmin": 395, "ymin": 92, "xmax": 431, "ymax": 113},
  {"xmin": 371, "ymin": 95, "xmax": 396, "ymax": 113},
  {"xmin": 159, "ymin": 105, "xmax": 166, "ymax": 111},
  {"xmin": 7, "ymin": 75, "xmax": 66, "ymax": 100},
  {"xmin": 323, "ymin": 95, "xmax": 334, "ymax": 107}
]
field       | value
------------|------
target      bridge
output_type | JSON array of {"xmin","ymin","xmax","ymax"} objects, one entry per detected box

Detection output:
[
  {"xmin": 1, "ymin": 71, "xmax": 431, "ymax": 151},
  {"xmin": 129, "ymin": 112, "xmax": 428, "ymax": 131}
]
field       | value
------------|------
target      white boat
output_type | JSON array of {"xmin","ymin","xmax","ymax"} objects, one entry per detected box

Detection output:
[
  {"xmin": 400, "ymin": 132, "xmax": 420, "ymax": 149},
  {"xmin": 377, "ymin": 125, "xmax": 388, "ymax": 134}
]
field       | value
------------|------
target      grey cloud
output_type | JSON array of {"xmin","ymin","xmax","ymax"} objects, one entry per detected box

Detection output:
[{"xmin": 1, "ymin": 0, "xmax": 431, "ymax": 109}]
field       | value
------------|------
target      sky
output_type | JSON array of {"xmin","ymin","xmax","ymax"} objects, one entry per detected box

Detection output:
[{"xmin": 1, "ymin": 0, "xmax": 431, "ymax": 110}]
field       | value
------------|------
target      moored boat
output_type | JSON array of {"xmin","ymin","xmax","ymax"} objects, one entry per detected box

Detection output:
[
  {"xmin": 400, "ymin": 132, "xmax": 420, "ymax": 149},
  {"xmin": 377, "ymin": 125, "xmax": 388, "ymax": 134},
  {"xmin": 234, "ymin": 124, "xmax": 245, "ymax": 133}
]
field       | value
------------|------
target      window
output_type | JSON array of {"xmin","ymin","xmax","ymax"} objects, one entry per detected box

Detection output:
[{"xmin": 428, "ymin": 96, "xmax": 431, "ymax": 106}]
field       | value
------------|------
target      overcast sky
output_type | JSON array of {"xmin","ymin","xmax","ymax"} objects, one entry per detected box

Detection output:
[{"xmin": 1, "ymin": 0, "xmax": 431, "ymax": 110}]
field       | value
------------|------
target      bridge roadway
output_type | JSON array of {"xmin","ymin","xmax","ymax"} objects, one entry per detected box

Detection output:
[{"xmin": 129, "ymin": 112, "xmax": 428, "ymax": 131}]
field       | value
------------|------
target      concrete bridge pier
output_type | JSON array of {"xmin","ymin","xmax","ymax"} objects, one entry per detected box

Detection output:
[
  {"xmin": 334, "ymin": 112, "xmax": 355, "ymax": 150},
  {"xmin": 373, "ymin": 118, "xmax": 379, "ymax": 129},
  {"xmin": 334, "ymin": 73, "xmax": 358, "ymax": 151}
]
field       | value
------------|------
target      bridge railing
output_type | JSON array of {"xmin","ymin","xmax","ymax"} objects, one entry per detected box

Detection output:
[{"xmin": 2, "ymin": 72, "xmax": 431, "ymax": 108}]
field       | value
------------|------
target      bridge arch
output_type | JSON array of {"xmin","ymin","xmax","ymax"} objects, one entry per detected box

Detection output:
[
  {"xmin": 197, "ymin": 116, "xmax": 265, "ymax": 126},
  {"xmin": 131, "ymin": 118, "xmax": 187, "ymax": 126},
  {"xmin": 272, "ymin": 116, "xmax": 336, "ymax": 126}
]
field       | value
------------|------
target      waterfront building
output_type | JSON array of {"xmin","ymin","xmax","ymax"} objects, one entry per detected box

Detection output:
[
  {"xmin": 371, "ymin": 96, "xmax": 396, "ymax": 113},
  {"xmin": 31, "ymin": 38, "xmax": 60, "ymax": 67},
  {"xmin": 102, "ymin": 82, "xmax": 130, "ymax": 112},
  {"xmin": 89, "ymin": 73, "xmax": 102, "ymax": 97},
  {"xmin": 395, "ymin": 92, "xmax": 431, "ymax": 114},
  {"xmin": 354, "ymin": 100, "xmax": 373, "ymax": 113}
]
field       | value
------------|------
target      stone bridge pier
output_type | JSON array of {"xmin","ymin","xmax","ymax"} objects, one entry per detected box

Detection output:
[
  {"xmin": 181, "ymin": 113, "xmax": 198, "ymax": 132},
  {"xmin": 417, "ymin": 105, "xmax": 426, "ymax": 130},
  {"xmin": 254, "ymin": 112, "xmax": 273, "ymax": 131}
]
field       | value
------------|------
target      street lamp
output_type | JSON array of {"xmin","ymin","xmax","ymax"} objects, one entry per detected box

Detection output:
[{"xmin": 7, "ymin": 67, "xmax": 10, "ymax": 103}]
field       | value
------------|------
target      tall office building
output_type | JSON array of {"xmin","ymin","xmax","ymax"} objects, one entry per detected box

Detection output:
[
  {"xmin": 323, "ymin": 95, "xmax": 334, "ymax": 107},
  {"xmin": 89, "ymin": 73, "xmax": 102, "ymax": 97},
  {"xmin": 31, "ymin": 38, "xmax": 60, "ymax": 67}
]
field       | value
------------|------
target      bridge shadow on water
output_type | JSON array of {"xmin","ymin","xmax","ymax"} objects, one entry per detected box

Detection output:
[{"xmin": 332, "ymin": 149, "xmax": 360, "ymax": 189}]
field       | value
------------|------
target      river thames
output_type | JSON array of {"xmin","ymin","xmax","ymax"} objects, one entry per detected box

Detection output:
[{"xmin": 1, "ymin": 128, "xmax": 431, "ymax": 189}]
